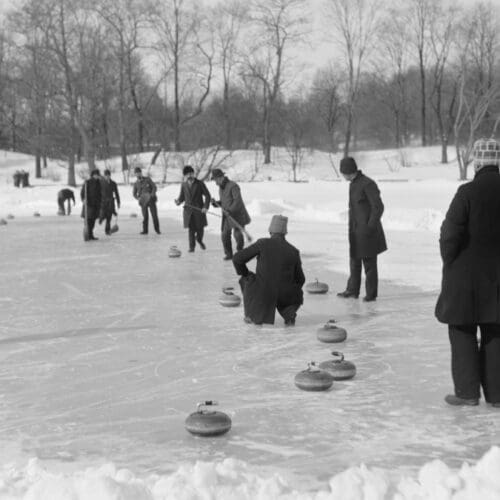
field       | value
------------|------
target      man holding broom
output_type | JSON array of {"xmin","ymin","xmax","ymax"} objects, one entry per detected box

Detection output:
[
  {"xmin": 81, "ymin": 169, "xmax": 102, "ymax": 241},
  {"xmin": 211, "ymin": 168, "xmax": 251, "ymax": 260},
  {"xmin": 174, "ymin": 165, "xmax": 211, "ymax": 252}
]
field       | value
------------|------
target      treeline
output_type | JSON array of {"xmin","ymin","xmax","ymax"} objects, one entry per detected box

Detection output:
[{"xmin": 0, "ymin": 0, "xmax": 499, "ymax": 185}]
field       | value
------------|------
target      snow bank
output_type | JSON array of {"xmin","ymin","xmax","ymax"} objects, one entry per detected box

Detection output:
[{"xmin": 1, "ymin": 447, "xmax": 500, "ymax": 500}]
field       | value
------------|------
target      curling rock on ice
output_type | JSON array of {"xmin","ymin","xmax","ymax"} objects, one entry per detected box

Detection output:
[
  {"xmin": 319, "ymin": 351, "xmax": 356, "ymax": 380},
  {"xmin": 294, "ymin": 362, "xmax": 334, "ymax": 391},
  {"xmin": 317, "ymin": 319, "xmax": 347, "ymax": 343},
  {"xmin": 305, "ymin": 279, "xmax": 329, "ymax": 294},
  {"xmin": 219, "ymin": 287, "xmax": 241, "ymax": 307},
  {"xmin": 168, "ymin": 246, "xmax": 182, "ymax": 258},
  {"xmin": 185, "ymin": 401, "xmax": 232, "ymax": 437}
]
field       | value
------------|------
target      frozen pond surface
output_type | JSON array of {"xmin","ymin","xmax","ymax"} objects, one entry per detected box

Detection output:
[{"xmin": 0, "ymin": 216, "xmax": 499, "ymax": 490}]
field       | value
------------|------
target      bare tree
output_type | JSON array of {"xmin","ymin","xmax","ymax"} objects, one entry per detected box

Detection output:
[
  {"xmin": 212, "ymin": 0, "xmax": 247, "ymax": 150},
  {"xmin": 428, "ymin": 3, "xmax": 460, "ymax": 163},
  {"xmin": 150, "ymin": 0, "xmax": 213, "ymax": 152},
  {"xmin": 244, "ymin": 0, "xmax": 308, "ymax": 164},
  {"xmin": 453, "ymin": 3, "xmax": 500, "ymax": 180},
  {"xmin": 324, "ymin": 0, "xmax": 384, "ymax": 157}
]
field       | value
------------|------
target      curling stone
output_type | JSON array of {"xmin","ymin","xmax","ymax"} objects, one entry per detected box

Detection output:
[
  {"xmin": 110, "ymin": 223, "xmax": 119, "ymax": 234},
  {"xmin": 6, "ymin": 214, "xmax": 14, "ymax": 219},
  {"xmin": 219, "ymin": 287, "xmax": 241, "ymax": 307},
  {"xmin": 130, "ymin": 213, "xmax": 138, "ymax": 218},
  {"xmin": 57, "ymin": 209, "xmax": 65, "ymax": 216},
  {"xmin": 305, "ymin": 279, "xmax": 329, "ymax": 294},
  {"xmin": 33, "ymin": 212, "xmax": 41, "ymax": 217},
  {"xmin": 168, "ymin": 245, "xmax": 182, "ymax": 258},
  {"xmin": 317, "ymin": 319, "xmax": 347, "ymax": 343},
  {"xmin": 294, "ymin": 362, "xmax": 334, "ymax": 391},
  {"xmin": 185, "ymin": 401, "xmax": 231, "ymax": 437},
  {"xmin": 319, "ymin": 351, "xmax": 356, "ymax": 380},
  {"xmin": 0, "ymin": 219, "xmax": 7, "ymax": 225}
]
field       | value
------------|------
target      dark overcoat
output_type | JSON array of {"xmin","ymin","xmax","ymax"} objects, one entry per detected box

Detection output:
[
  {"xmin": 435, "ymin": 165, "xmax": 500, "ymax": 325},
  {"xmin": 100, "ymin": 178, "xmax": 120, "ymax": 218},
  {"xmin": 218, "ymin": 177, "xmax": 251, "ymax": 229},
  {"xmin": 233, "ymin": 235, "xmax": 305, "ymax": 325},
  {"xmin": 348, "ymin": 171, "xmax": 387, "ymax": 258},
  {"xmin": 133, "ymin": 176, "xmax": 157, "ymax": 207},
  {"xmin": 177, "ymin": 178, "xmax": 211, "ymax": 229},
  {"xmin": 80, "ymin": 178, "xmax": 102, "ymax": 219}
]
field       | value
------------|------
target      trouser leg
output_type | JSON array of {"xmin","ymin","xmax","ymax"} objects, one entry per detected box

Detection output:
[
  {"xmin": 363, "ymin": 256, "xmax": 378, "ymax": 298},
  {"xmin": 88, "ymin": 216, "xmax": 97, "ymax": 238},
  {"xmin": 346, "ymin": 257, "xmax": 362, "ymax": 295},
  {"xmin": 234, "ymin": 227, "xmax": 244, "ymax": 251},
  {"xmin": 141, "ymin": 204, "xmax": 149, "ymax": 232},
  {"xmin": 58, "ymin": 198, "xmax": 65, "ymax": 214},
  {"xmin": 149, "ymin": 202, "xmax": 160, "ymax": 232},
  {"xmin": 448, "ymin": 324, "xmax": 481, "ymax": 400},
  {"xmin": 105, "ymin": 215, "xmax": 111, "ymax": 234},
  {"xmin": 67, "ymin": 200, "xmax": 71, "ymax": 215},
  {"xmin": 479, "ymin": 323, "xmax": 500, "ymax": 403},
  {"xmin": 221, "ymin": 222, "xmax": 233, "ymax": 257},
  {"xmin": 196, "ymin": 227, "xmax": 204, "ymax": 244},
  {"xmin": 277, "ymin": 303, "xmax": 300, "ymax": 324}
]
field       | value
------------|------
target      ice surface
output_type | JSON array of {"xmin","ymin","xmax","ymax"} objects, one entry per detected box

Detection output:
[{"xmin": 1, "ymin": 215, "xmax": 500, "ymax": 499}]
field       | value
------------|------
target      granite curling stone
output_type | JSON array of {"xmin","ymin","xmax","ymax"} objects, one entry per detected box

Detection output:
[
  {"xmin": 168, "ymin": 245, "xmax": 182, "ymax": 258},
  {"xmin": 185, "ymin": 401, "xmax": 232, "ymax": 437},
  {"xmin": 305, "ymin": 278, "xmax": 329, "ymax": 294},
  {"xmin": 319, "ymin": 351, "xmax": 356, "ymax": 380},
  {"xmin": 294, "ymin": 362, "xmax": 334, "ymax": 391},
  {"xmin": 317, "ymin": 319, "xmax": 347, "ymax": 343},
  {"xmin": 219, "ymin": 287, "xmax": 241, "ymax": 307}
]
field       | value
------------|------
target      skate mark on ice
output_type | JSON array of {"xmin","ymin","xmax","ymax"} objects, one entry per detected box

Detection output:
[{"xmin": 0, "ymin": 325, "xmax": 157, "ymax": 344}]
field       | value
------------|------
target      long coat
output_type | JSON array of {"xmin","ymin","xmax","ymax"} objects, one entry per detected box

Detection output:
[
  {"xmin": 133, "ymin": 176, "xmax": 157, "ymax": 207},
  {"xmin": 80, "ymin": 178, "xmax": 102, "ymax": 220},
  {"xmin": 348, "ymin": 171, "xmax": 387, "ymax": 258},
  {"xmin": 100, "ymin": 178, "xmax": 120, "ymax": 218},
  {"xmin": 233, "ymin": 235, "xmax": 305, "ymax": 325},
  {"xmin": 435, "ymin": 165, "xmax": 500, "ymax": 325},
  {"xmin": 177, "ymin": 178, "xmax": 211, "ymax": 229},
  {"xmin": 218, "ymin": 177, "xmax": 251, "ymax": 229}
]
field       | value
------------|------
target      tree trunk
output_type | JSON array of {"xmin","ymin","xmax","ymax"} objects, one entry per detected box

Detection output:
[
  {"xmin": 223, "ymin": 81, "xmax": 232, "ymax": 150},
  {"xmin": 419, "ymin": 51, "xmax": 427, "ymax": 146},
  {"xmin": 441, "ymin": 136, "xmax": 448, "ymax": 164}
]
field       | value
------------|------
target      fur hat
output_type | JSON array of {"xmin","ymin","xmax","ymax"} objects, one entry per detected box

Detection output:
[
  {"xmin": 134, "ymin": 167, "xmax": 142, "ymax": 174},
  {"xmin": 339, "ymin": 157, "xmax": 358, "ymax": 175},
  {"xmin": 211, "ymin": 168, "xmax": 225, "ymax": 180},
  {"xmin": 269, "ymin": 214, "xmax": 288, "ymax": 234},
  {"xmin": 473, "ymin": 138, "xmax": 500, "ymax": 168},
  {"xmin": 183, "ymin": 165, "xmax": 194, "ymax": 176}
]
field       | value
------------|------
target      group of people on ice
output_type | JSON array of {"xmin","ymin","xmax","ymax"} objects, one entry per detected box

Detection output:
[{"xmin": 61, "ymin": 136, "xmax": 500, "ymax": 409}]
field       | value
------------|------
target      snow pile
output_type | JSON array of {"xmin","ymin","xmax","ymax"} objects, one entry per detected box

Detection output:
[{"xmin": 1, "ymin": 448, "xmax": 500, "ymax": 500}]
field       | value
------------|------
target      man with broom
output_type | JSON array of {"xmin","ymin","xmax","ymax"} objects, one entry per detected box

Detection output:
[
  {"xmin": 81, "ymin": 169, "xmax": 102, "ymax": 241},
  {"xmin": 99, "ymin": 169, "xmax": 120, "ymax": 235},
  {"xmin": 174, "ymin": 165, "xmax": 211, "ymax": 252}
]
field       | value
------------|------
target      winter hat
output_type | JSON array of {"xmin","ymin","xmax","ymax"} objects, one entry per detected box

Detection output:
[
  {"xmin": 183, "ymin": 165, "xmax": 194, "ymax": 175},
  {"xmin": 90, "ymin": 168, "xmax": 100, "ymax": 177},
  {"xmin": 211, "ymin": 168, "xmax": 225, "ymax": 180},
  {"xmin": 134, "ymin": 167, "xmax": 142, "ymax": 174},
  {"xmin": 339, "ymin": 157, "xmax": 358, "ymax": 175},
  {"xmin": 473, "ymin": 138, "xmax": 500, "ymax": 168},
  {"xmin": 269, "ymin": 214, "xmax": 288, "ymax": 234},
  {"xmin": 104, "ymin": 169, "xmax": 111, "ymax": 176}
]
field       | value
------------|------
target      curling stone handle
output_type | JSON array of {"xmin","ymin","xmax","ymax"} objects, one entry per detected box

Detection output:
[
  {"xmin": 307, "ymin": 361, "xmax": 321, "ymax": 371},
  {"xmin": 197, "ymin": 400, "xmax": 219, "ymax": 411},
  {"xmin": 222, "ymin": 287, "xmax": 235, "ymax": 295},
  {"xmin": 330, "ymin": 351, "xmax": 344, "ymax": 362}
]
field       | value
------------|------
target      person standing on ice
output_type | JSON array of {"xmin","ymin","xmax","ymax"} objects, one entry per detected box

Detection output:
[
  {"xmin": 174, "ymin": 165, "xmax": 211, "ymax": 252},
  {"xmin": 99, "ymin": 169, "xmax": 120, "ymax": 235},
  {"xmin": 133, "ymin": 166, "xmax": 161, "ymax": 235},
  {"xmin": 57, "ymin": 188, "xmax": 75, "ymax": 215},
  {"xmin": 80, "ymin": 169, "xmax": 102, "ymax": 241},
  {"xmin": 337, "ymin": 156, "xmax": 387, "ymax": 302},
  {"xmin": 436, "ymin": 137, "xmax": 500, "ymax": 408},
  {"xmin": 233, "ymin": 215, "xmax": 305, "ymax": 326},
  {"xmin": 211, "ymin": 168, "xmax": 251, "ymax": 260}
]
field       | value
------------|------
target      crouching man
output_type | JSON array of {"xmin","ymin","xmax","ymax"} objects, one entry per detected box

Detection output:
[{"xmin": 233, "ymin": 215, "xmax": 305, "ymax": 326}]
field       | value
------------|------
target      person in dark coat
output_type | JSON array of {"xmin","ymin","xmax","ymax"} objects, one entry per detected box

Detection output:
[
  {"xmin": 337, "ymin": 157, "xmax": 387, "ymax": 302},
  {"xmin": 57, "ymin": 188, "xmax": 75, "ymax": 215},
  {"xmin": 80, "ymin": 169, "xmax": 102, "ymax": 241},
  {"xmin": 435, "ymin": 137, "xmax": 500, "ymax": 408},
  {"xmin": 233, "ymin": 215, "xmax": 305, "ymax": 326},
  {"xmin": 99, "ymin": 169, "xmax": 121, "ymax": 235},
  {"xmin": 175, "ymin": 165, "xmax": 211, "ymax": 251},
  {"xmin": 211, "ymin": 168, "xmax": 251, "ymax": 260},
  {"xmin": 133, "ymin": 167, "xmax": 161, "ymax": 235}
]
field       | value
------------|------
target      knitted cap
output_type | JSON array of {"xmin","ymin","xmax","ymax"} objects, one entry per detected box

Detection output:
[
  {"xmin": 269, "ymin": 215, "xmax": 288, "ymax": 234},
  {"xmin": 340, "ymin": 157, "xmax": 358, "ymax": 174},
  {"xmin": 473, "ymin": 138, "xmax": 500, "ymax": 167}
]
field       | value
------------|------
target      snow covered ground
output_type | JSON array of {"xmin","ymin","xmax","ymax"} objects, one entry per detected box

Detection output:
[{"xmin": 0, "ymin": 147, "xmax": 499, "ymax": 499}]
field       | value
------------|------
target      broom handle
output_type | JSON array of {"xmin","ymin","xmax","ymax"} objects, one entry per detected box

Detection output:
[
  {"xmin": 85, "ymin": 180, "xmax": 89, "ymax": 230},
  {"xmin": 183, "ymin": 202, "xmax": 253, "ymax": 242}
]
